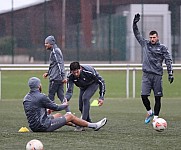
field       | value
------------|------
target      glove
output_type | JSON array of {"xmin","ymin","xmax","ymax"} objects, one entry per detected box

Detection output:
[
  {"xmin": 133, "ymin": 13, "xmax": 140, "ymax": 24},
  {"xmin": 168, "ymin": 74, "xmax": 174, "ymax": 84}
]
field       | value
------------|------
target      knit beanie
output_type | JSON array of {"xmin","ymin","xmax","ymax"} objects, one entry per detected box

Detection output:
[
  {"xmin": 45, "ymin": 35, "xmax": 56, "ymax": 45},
  {"xmin": 28, "ymin": 77, "xmax": 41, "ymax": 89}
]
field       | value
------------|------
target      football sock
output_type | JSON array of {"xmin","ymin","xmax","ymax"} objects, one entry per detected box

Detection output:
[
  {"xmin": 153, "ymin": 116, "xmax": 158, "ymax": 120},
  {"xmin": 147, "ymin": 110, "xmax": 153, "ymax": 115},
  {"xmin": 87, "ymin": 123, "xmax": 97, "ymax": 128}
]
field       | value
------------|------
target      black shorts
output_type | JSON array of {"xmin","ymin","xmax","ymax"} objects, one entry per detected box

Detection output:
[{"xmin": 141, "ymin": 72, "xmax": 163, "ymax": 97}]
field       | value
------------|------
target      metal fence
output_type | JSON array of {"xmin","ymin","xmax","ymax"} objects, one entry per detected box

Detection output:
[
  {"xmin": 0, "ymin": 63, "xmax": 181, "ymax": 100},
  {"xmin": 0, "ymin": 0, "xmax": 181, "ymax": 64}
]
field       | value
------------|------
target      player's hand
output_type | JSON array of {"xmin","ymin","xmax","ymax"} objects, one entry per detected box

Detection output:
[
  {"xmin": 62, "ymin": 79, "xmax": 67, "ymax": 84},
  {"xmin": 133, "ymin": 13, "xmax": 140, "ymax": 24},
  {"xmin": 62, "ymin": 98, "xmax": 68, "ymax": 106},
  {"xmin": 98, "ymin": 99, "xmax": 104, "ymax": 106},
  {"xmin": 47, "ymin": 109, "xmax": 54, "ymax": 115},
  {"xmin": 43, "ymin": 72, "xmax": 48, "ymax": 79},
  {"xmin": 168, "ymin": 74, "xmax": 174, "ymax": 84}
]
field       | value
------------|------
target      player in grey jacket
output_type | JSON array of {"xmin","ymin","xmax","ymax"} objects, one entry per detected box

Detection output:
[
  {"xmin": 64, "ymin": 62, "xmax": 106, "ymax": 131},
  {"xmin": 133, "ymin": 13, "xmax": 174, "ymax": 124},
  {"xmin": 43, "ymin": 36, "xmax": 70, "ymax": 111},
  {"xmin": 23, "ymin": 77, "xmax": 107, "ymax": 132}
]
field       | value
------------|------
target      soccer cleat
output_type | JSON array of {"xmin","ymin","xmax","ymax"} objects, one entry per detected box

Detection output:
[
  {"xmin": 74, "ymin": 126, "xmax": 85, "ymax": 132},
  {"xmin": 94, "ymin": 118, "xmax": 107, "ymax": 131},
  {"xmin": 145, "ymin": 112, "xmax": 154, "ymax": 124}
]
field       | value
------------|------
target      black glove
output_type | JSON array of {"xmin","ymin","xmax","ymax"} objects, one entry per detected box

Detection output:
[
  {"xmin": 168, "ymin": 74, "xmax": 174, "ymax": 84},
  {"xmin": 133, "ymin": 13, "xmax": 140, "ymax": 24}
]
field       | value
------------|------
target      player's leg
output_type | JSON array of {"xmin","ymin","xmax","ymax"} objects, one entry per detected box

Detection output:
[
  {"xmin": 78, "ymin": 89, "xmax": 84, "ymax": 115},
  {"xmin": 46, "ymin": 115, "xmax": 67, "ymax": 132},
  {"xmin": 74, "ymin": 90, "xmax": 85, "ymax": 131},
  {"xmin": 64, "ymin": 113, "xmax": 107, "ymax": 131},
  {"xmin": 52, "ymin": 113, "xmax": 75, "ymax": 127},
  {"xmin": 57, "ymin": 83, "xmax": 71, "ymax": 112},
  {"xmin": 46, "ymin": 113, "xmax": 75, "ymax": 131},
  {"xmin": 78, "ymin": 89, "xmax": 94, "ymax": 122},
  {"xmin": 153, "ymin": 96, "xmax": 161, "ymax": 121},
  {"xmin": 48, "ymin": 81, "xmax": 58, "ymax": 101},
  {"xmin": 141, "ymin": 73, "xmax": 153, "ymax": 124},
  {"xmin": 81, "ymin": 83, "xmax": 99, "ymax": 122},
  {"xmin": 57, "ymin": 83, "xmax": 64, "ymax": 102},
  {"xmin": 153, "ymin": 75, "xmax": 163, "ymax": 121}
]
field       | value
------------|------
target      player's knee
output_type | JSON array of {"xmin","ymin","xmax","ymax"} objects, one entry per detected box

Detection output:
[
  {"xmin": 141, "ymin": 95, "xmax": 148, "ymax": 101},
  {"xmin": 53, "ymin": 113, "xmax": 61, "ymax": 118},
  {"xmin": 64, "ymin": 113, "xmax": 74, "ymax": 122}
]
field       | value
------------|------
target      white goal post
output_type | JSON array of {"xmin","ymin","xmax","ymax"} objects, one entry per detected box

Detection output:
[{"xmin": 0, "ymin": 64, "xmax": 181, "ymax": 100}]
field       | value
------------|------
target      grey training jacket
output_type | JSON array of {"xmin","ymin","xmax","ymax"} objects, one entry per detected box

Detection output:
[
  {"xmin": 23, "ymin": 89, "xmax": 67, "ymax": 132},
  {"xmin": 133, "ymin": 23, "xmax": 173, "ymax": 75},
  {"xmin": 48, "ymin": 44, "xmax": 65, "ymax": 81}
]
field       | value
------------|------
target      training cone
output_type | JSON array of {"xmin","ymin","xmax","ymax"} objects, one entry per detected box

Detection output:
[
  {"xmin": 18, "ymin": 127, "xmax": 29, "ymax": 132},
  {"xmin": 91, "ymin": 99, "xmax": 99, "ymax": 106}
]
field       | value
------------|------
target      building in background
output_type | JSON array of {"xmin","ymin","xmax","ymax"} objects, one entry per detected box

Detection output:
[
  {"xmin": 116, "ymin": 4, "xmax": 171, "ymax": 62},
  {"xmin": 0, "ymin": 0, "xmax": 180, "ymax": 63}
]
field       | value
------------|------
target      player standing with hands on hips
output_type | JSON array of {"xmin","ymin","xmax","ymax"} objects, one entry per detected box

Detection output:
[
  {"xmin": 133, "ymin": 13, "xmax": 174, "ymax": 124},
  {"xmin": 64, "ymin": 62, "xmax": 106, "ymax": 131},
  {"xmin": 43, "ymin": 35, "xmax": 70, "ymax": 113}
]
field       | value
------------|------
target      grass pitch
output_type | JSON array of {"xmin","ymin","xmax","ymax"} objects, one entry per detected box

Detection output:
[
  {"xmin": 0, "ymin": 98, "xmax": 181, "ymax": 150},
  {"xmin": 0, "ymin": 70, "xmax": 181, "ymax": 149}
]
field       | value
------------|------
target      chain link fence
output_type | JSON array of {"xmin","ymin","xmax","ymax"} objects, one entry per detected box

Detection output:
[{"xmin": 0, "ymin": 0, "xmax": 180, "ymax": 64}]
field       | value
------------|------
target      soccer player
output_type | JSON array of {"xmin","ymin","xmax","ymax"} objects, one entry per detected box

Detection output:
[
  {"xmin": 64, "ymin": 62, "xmax": 106, "ymax": 131},
  {"xmin": 43, "ymin": 35, "xmax": 70, "ymax": 112},
  {"xmin": 23, "ymin": 77, "xmax": 107, "ymax": 132},
  {"xmin": 133, "ymin": 13, "xmax": 174, "ymax": 124}
]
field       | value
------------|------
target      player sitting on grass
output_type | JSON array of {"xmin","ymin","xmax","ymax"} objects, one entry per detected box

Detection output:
[{"xmin": 23, "ymin": 77, "xmax": 107, "ymax": 132}]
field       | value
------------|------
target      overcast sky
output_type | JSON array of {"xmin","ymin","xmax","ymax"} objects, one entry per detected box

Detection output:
[{"xmin": 0, "ymin": 0, "xmax": 45, "ymax": 13}]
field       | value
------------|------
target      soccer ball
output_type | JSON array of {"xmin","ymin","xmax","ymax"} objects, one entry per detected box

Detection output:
[
  {"xmin": 152, "ymin": 118, "xmax": 167, "ymax": 132},
  {"xmin": 26, "ymin": 139, "xmax": 44, "ymax": 150}
]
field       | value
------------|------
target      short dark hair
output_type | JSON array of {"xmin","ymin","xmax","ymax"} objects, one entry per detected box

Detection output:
[
  {"xmin": 70, "ymin": 62, "xmax": 80, "ymax": 71},
  {"xmin": 149, "ymin": 31, "xmax": 158, "ymax": 36}
]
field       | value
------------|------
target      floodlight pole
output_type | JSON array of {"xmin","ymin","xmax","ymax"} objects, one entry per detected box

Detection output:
[
  {"xmin": 0, "ymin": 70, "xmax": 1, "ymax": 100},
  {"xmin": 11, "ymin": 0, "xmax": 14, "ymax": 64},
  {"xmin": 62, "ymin": 0, "xmax": 66, "ymax": 49},
  {"xmin": 141, "ymin": 0, "xmax": 144, "ymax": 63}
]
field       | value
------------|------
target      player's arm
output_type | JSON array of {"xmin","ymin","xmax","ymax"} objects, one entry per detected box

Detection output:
[
  {"xmin": 89, "ymin": 70, "xmax": 105, "ymax": 104},
  {"xmin": 163, "ymin": 46, "xmax": 174, "ymax": 84},
  {"xmin": 132, "ymin": 13, "xmax": 145, "ymax": 46},
  {"xmin": 64, "ymin": 75, "xmax": 74, "ymax": 101},
  {"xmin": 53, "ymin": 48, "xmax": 66, "ymax": 81},
  {"xmin": 42, "ymin": 94, "xmax": 68, "ymax": 111}
]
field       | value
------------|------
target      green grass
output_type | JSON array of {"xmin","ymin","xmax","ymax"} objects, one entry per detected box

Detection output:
[
  {"xmin": 0, "ymin": 70, "xmax": 181, "ymax": 149},
  {"xmin": 1, "ymin": 70, "xmax": 181, "ymax": 99},
  {"xmin": 1, "ymin": 98, "xmax": 181, "ymax": 149}
]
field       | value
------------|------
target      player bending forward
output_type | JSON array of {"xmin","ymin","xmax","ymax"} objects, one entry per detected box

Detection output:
[{"xmin": 23, "ymin": 77, "xmax": 107, "ymax": 132}]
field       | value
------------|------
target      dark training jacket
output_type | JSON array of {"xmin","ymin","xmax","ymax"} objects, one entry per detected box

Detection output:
[
  {"xmin": 65, "ymin": 65, "xmax": 105, "ymax": 100},
  {"xmin": 48, "ymin": 44, "xmax": 65, "ymax": 81},
  {"xmin": 133, "ymin": 23, "xmax": 173, "ymax": 76},
  {"xmin": 23, "ymin": 89, "xmax": 67, "ymax": 132}
]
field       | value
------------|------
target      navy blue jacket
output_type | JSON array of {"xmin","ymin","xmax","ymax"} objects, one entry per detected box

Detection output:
[
  {"xmin": 65, "ymin": 65, "xmax": 105, "ymax": 100},
  {"xmin": 23, "ymin": 89, "xmax": 67, "ymax": 132}
]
